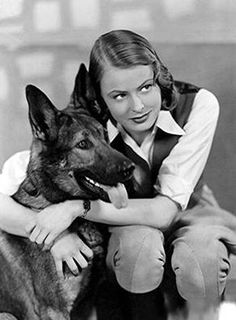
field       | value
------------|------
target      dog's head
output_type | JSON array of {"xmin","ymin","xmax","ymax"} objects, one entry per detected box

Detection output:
[{"xmin": 25, "ymin": 64, "xmax": 134, "ymax": 204}]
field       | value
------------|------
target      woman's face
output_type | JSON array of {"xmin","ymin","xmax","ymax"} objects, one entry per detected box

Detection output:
[{"xmin": 100, "ymin": 64, "xmax": 161, "ymax": 143}]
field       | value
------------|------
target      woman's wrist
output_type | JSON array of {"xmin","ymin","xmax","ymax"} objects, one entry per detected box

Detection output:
[
  {"xmin": 82, "ymin": 199, "xmax": 104, "ymax": 222},
  {"xmin": 63, "ymin": 200, "xmax": 83, "ymax": 220},
  {"xmin": 80, "ymin": 200, "xmax": 91, "ymax": 219},
  {"xmin": 64, "ymin": 199, "xmax": 93, "ymax": 220},
  {"xmin": 20, "ymin": 209, "xmax": 37, "ymax": 237}
]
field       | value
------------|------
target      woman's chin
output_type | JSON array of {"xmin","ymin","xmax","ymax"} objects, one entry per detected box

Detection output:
[{"xmin": 130, "ymin": 117, "xmax": 156, "ymax": 133}]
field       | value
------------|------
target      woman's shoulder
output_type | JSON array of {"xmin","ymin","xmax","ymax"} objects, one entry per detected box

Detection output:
[
  {"xmin": 1, "ymin": 150, "xmax": 30, "ymax": 182},
  {"xmin": 0, "ymin": 150, "xmax": 30, "ymax": 195},
  {"xmin": 192, "ymin": 88, "xmax": 220, "ymax": 118},
  {"xmin": 2, "ymin": 150, "xmax": 30, "ymax": 171},
  {"xmin": 195, "ymin": 88, "xmax": 219, "ymax": 107}
]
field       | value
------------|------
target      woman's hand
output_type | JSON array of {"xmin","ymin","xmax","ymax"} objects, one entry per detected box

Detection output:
[
  {"xmin": 26, "ymin": 200, "xmax": 84, "ymax": 246},
  {"xmin": 50, "ymin": 231, "xmax": 93, "ymax": 278}
]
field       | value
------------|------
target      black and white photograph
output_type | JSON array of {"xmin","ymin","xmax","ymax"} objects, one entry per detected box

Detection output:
[{"xmin": 0, "ymin": 1, "xmax": 236, "ymax": 319}]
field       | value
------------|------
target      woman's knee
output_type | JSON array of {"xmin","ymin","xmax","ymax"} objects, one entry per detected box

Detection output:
[
  {"xmin": 171, "ymin": 227, "xmax": 230, "ymax": 302},
  {"xmin": 106, "ymin": 225, "xmax": 166, "ymax": 293}
]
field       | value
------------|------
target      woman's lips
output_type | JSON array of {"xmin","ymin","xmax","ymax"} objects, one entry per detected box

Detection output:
[{"xmin": 131, "ymin": 110, "xmax": 151, "ymax": 123}]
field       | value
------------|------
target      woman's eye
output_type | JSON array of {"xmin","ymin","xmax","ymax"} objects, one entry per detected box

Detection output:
[
  {"xmin": 141, "ymin": 84, "xmax": 153, "ymax": 92},
  {"xmin": 76, "ymin": 140, "xmax": 88, "ymax": 149},
  {"xmin": 113, "ymin": 93, "xmax": 126, "ymax": 101}
]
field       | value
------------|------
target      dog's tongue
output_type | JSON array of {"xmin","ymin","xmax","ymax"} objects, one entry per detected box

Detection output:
[{"xmin": 102, "ymin": 183, "xmax": 128, "ymax": 209}]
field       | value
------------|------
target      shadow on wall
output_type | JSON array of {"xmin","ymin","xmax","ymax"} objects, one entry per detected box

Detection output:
[{"xmin": 0, "ymin": 43, "xmax": 235, "ymax": 214}]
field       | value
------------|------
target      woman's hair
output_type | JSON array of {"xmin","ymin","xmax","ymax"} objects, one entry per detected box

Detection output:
[{"xmin": 89, "ymin": 29, "xmax": 177, "ymax": 118}]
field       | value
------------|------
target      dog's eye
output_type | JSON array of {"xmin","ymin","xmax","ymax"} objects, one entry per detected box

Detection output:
[{"xmin": 76, "ymin": 140, "xmax": 88, "ymax": 149}]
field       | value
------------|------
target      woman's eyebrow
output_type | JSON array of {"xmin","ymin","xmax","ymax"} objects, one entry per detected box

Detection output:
[
  {"xmin": 108, "ymin": 78, "xmax": 154, "ymax": 96},
  {"xmin": 137, "ymin": 78, "xmax": 154, "ymax": 90}
]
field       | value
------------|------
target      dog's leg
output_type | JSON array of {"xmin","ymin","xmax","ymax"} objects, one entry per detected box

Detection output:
[{"xmin": 0, "ymin": 313, "xmax": 18, "ymax": 320}]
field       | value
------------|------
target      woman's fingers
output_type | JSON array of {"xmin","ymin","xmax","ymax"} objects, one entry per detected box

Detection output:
[
  {"xmin": 29, "ymin": 226, "xmax": 41, "ymax": 242},
  {"xmin": 49, "ymin": 232, "xmax": 94, "ymax": 277},
  {"xmin": 73, "ymin": 252, "xmax": 89, "ymax": 270},
  {"xmin": 54, "ymin": 259, "xmax": 64, "ymax": 279},
  {"xmin": 29, "ymin": 227, "xmax": 57, "ymax": 245},
  {"xmin": 35, "ymin": 229, "xmax": 50, "ymax": 244},
  {"xmin": 25, "ymin": 221, "xmax": 36, "ymax": 234},
  {"xmin": 43, "ymin": 233, "xmax": 57, "ymax": 247},
  {"xmin": 64, "ymin": 257, "xmax": 80, "ymax": 276},
  {"xmin": 63, "ymin": 249, "xmax": 92, "ymax": 276},
  {"xmin": 79, "ymin": 240, "xmax": 94, "ymax": 260}
]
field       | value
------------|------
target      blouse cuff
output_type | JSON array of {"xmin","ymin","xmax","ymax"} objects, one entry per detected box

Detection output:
[{"xmin": 155, "ymin": 173, "xmax": 194, "ymax": 210}]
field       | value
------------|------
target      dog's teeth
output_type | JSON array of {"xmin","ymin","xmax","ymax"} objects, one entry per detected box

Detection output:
[
  {"xmin": 85, "ymin": 176, "xmax": 101, "ymax": 187},
  {"xmin": 85, "ymin": 177, "xmax": 93, "ymax": 183}
]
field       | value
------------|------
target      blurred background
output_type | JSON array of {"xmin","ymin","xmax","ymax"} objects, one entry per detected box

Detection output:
[{"xmin": 0, "ymin": 0, "xmax": 235, "ymax": 213}]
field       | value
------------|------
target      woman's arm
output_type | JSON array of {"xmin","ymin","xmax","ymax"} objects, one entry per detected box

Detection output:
[
  {"xmin": 87, "ymin": 195, "xmax": 179, "ymax": 231},
  {"xmin": 26, "ymin": 193, "xmax": 178, "ymax": 246},
  {"xmin": 0, "ymin": 192, "xmax": 36, "ymax": 237},
  {"xmin": 158, "ymin": 89, "xmax": 220, "ymax": 209}
]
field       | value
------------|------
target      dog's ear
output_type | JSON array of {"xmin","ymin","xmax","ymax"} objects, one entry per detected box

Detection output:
[
  {"xmin": 71, "ymin": 63, "xmax": 96, "ymax": 107},
  {"xmin": 69, "ymin": 63, "xmax": 108, "ymax": 125},
  {"xmin": 26, "ymin": 85, "xmax": 58, "ymax": 142}
]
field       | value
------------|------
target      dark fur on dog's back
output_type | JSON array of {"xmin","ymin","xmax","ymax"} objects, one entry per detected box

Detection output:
[{"xmin": 0, "ymin": 64, "xmax": 134, "ymax": 320}]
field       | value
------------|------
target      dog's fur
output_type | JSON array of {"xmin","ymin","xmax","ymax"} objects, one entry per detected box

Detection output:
[{"xmin": 0, "ymin": 64, "xmax": 134, "ymax": 320}]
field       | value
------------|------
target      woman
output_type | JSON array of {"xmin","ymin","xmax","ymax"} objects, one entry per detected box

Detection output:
[{"xmin": 0, "ymin": 30, "xmax": 236, "ymax": 319}]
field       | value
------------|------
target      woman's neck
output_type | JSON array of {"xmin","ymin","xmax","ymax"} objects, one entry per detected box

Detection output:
[
  {"xmin": 131, "ymin": 131, "xmax": 149, "ymax": 146},
  {"xmin": 122, "ymin": 126, "xmax": 155, "ymax": 147}
]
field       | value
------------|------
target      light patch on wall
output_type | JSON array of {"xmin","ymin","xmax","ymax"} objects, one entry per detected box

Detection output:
[
  {"xmin": 162, "ymin": 0, "xmax": 196, "ymax": 19},
  {"xmin": 0, "ymin": 25, "xmax": 23, "ymax": 34},
  {"xmin": 0, "ymin": 68, "xmax": 9, "ymax": 101},
  {"xmin": 16, "ymin": 52, "xmax": 54, "ymax": 78},
  {"xmin": 63, "ymin": 61, "xmax": 80, "ymax": 95},
  {"xmin": 209, "ymin": 0, "xmax": 236, "ymax": 11},
  {"xmin": 70, "ymin": 0, "xmax": 100, "ymax": 28},
  {"xmin": 33, "ymin": 1, "xmax": 61, "ymax": 32},
  {"xmin": 111, "ymin": 8, "xmax": 152, "ymax": 30},
  {"xmin": 0, "ymin": 0, "xmax": 23, "ymax": 20}
]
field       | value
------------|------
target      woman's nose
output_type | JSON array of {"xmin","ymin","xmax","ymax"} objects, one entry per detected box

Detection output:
[{"xmin": 130, "ymin": 94, "xmax": 144, "ymax": 112}]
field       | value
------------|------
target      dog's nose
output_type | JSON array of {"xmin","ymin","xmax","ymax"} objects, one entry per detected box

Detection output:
[{"xmin": 118, "ymin": 161, "xmax": 135, "ymax": 181}]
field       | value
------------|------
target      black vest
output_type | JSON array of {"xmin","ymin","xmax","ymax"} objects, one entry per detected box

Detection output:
[{"xmin": 111, "ymin": 81, "xmax": 203, "ymax": 209}]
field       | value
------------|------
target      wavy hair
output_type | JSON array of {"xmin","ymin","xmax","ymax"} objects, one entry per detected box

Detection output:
[{"xmin": 89, "ymin": 29, "xmax": 178, "ymax": 121}]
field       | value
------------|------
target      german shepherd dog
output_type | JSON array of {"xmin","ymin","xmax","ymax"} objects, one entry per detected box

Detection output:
[{"xmin": 0, "ymin": 64, "xmax": 134, "ymax": 320}]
